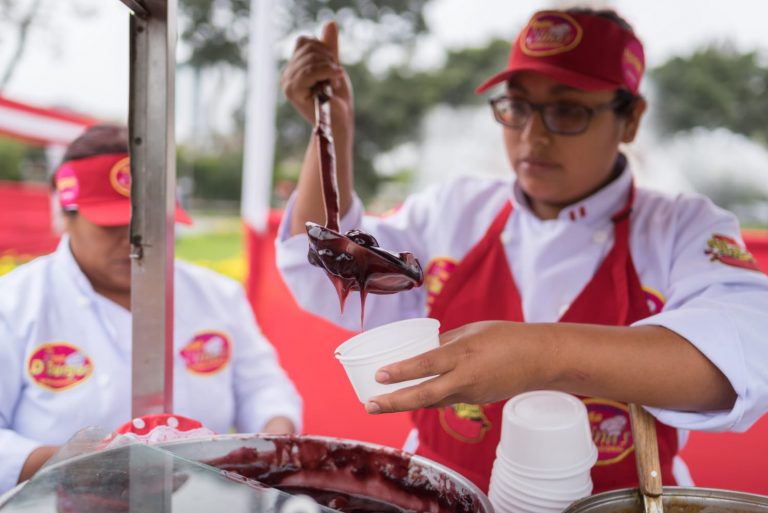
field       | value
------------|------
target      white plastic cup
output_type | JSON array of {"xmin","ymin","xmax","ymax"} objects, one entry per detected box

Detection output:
[
  {"xmin": 489, "ymin": 485, "xmax": 575, "ymax": 513},
  {"xmin": 334, "ymin": 318, "xmax": 440, "ymax": 402},
  {"xmin": 495, "ymin": 446, "xmax": 596, "ymax": 479},
  {"xmin": 498, "ymin": 391, "xmax": 598, "ymax": 472},
  {"xmin": 491, "ymin": 459, "xmax": 593, "ymax": 498},
  {"xmin": 490, "ymin": 461, "xmax": 593, "ymax": 501},
  {"xmin": 488, "ymin": 487, "xmax": 565, "ymax": 513}
]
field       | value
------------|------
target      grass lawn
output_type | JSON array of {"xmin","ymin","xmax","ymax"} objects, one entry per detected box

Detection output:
[
  {"xmin": 176, "ymin": 230, "xmax": 242, "ymax": 262},
  {"xmin": 175, "ymin": 224, "xmax": 246, "ymax": 282}
]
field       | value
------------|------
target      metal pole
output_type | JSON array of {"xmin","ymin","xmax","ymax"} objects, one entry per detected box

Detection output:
[
  {"xmin": 122, "ymin": 1, "xmax": 176, "ymax": 511},
  {"xmin": 118, "ymin": 0, "xmax": 150, "ymax": 18},
  {"xmin": 128, "ymin": 0, "xmax": 176, "ymax": 418}
]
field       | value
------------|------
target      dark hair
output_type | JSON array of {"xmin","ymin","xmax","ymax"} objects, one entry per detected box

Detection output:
[
  {"xmin": 53, "ymin": 124, "xmax": 128, "ymax": 198},
  {"xmin": 566, "ymin": 7, "xmax": 640, "ymax": 117},
  {"xmin": 62, "ymin": 124, "xmax": 128, "ymax": 163}
]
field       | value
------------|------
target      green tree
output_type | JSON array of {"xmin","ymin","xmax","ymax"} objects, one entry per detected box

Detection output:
[
  {"xmin": 274, "ymin": 37, "xmax": 510, "ymax": 199},
  {"xmin": 0, "ymin": 139, "xmax": 46, "ymax": 182},
  {"xmin": 177, "ymin": 0, "xmax": 432, "ymax": 202},
  {"xmin": 178, "ymin": 144, "xmax": 243, "ymax": 204},
  {"xmin": 178, "ymin": 0, "xmax": 430, "ymax": 70},
  {"xmin": 0, "ymin": 0, "xmax": 45, "ymax": 89},
  {"xmin": 652, "ymin": 47, "xmax": 768, "ymax": 144},
  {"xmin": 0, "ymin": 139, "xmax": 26, "ymax": 181}
]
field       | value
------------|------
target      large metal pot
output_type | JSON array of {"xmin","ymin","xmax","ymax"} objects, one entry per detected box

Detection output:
[
  {"xmin": 0, "ymin": 434, "xmax": 494, "ymax": 513},
  {"xmin": 563, "ymin": 486, "xmax": 768, "ymax": 512},
  {"xmin": 161, "ymin": 434, "xmax": 494, "ymax": 513}
]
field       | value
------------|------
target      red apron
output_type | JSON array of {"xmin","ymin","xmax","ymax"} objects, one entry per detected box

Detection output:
[{"xmin": 412, "ymin": 187, "xmax": 678, "ymax": 493}]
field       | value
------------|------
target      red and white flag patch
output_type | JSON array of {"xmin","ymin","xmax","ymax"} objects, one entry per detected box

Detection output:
[{"xmin": 705, "ymin": 234, "xmax": 760, "ymax": 271}]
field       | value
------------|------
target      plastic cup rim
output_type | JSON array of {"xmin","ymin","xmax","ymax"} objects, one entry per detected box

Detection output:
[
  {"xmin": 502, "ymin": 391, "xmax": 589, "ymax": 431},
  {"xmin": 490, "ymin": 467, "xmax": 593, "ymax": 499},
  {"xmin": 334, "ymin": 318, "xmax": 439, "ymax": 361},
  {"xmin": 335, "ymin": 335, "xmax": 436, "ymax": 365},
  {"xmin": 494, "ymin": 446, "xmax": 598, "ymax": 478},
  {"xmin": 489, "ymin": 484, "xmax": 576, "ymax": 509}
]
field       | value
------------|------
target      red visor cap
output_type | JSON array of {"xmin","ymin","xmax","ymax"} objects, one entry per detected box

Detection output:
[
  {"xmin": 476, "ymin": 11, "xmax": 644, "ymax": 95},
  {"xmin": 54, "ymin": 153, "xmax": 192, "ymax": 227}
]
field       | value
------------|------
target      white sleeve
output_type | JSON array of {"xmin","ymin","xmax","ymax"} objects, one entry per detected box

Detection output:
[
  {"xmin": 275, "ymin": 192, "xmax": 431, "ymax": 331},
  {"xmin": 229, "ymin": 287, "xmax": 303, "ymax": 433},
  {"xmin": 0, "ymin": 316, "xmax": 43, "ymax": 494},
  {"xmin": 633, "ymin": 197, "xmax": 768, "ymax": 432}
]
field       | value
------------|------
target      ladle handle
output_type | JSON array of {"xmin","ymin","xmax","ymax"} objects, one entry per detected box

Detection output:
[
  {"xmin": 312, "ymin": 80, "xmax": 340, "ymax": 232},
  {"xmin": 629, "ymin": 403, "xmax": 663, "ymax": 497}
]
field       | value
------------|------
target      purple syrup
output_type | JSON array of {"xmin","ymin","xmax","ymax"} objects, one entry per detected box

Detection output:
[
  {"xmin": 308, "ymin": 83, "xmax": 423, "ymax": 327},
  {"xmin": 306, "ymin": 222, "xmax": 423, "ymax": 325},
  {"xmin": 202, "ymin": 437, "xmax": 480, "ymax": 513}
]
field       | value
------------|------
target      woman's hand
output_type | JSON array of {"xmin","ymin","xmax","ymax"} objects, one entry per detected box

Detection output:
[
  {"xmin": 283, "ymin": 21, "xmax": 357, "ymax": 235},
  {"xmin": 19, "ymin": 445, "xmax": 59, "ymax": 483},
  {"xmin": 365, "ymin": 321, "xmax": 556, "ymax": 414},
  {"xmin": 364, "ymin": 321, "xmax": 737, "ymax": 415},
  {"xmin": 262, "ymin": 416, "xmax": 296, "ymax": 435},
  {"xmin": 281, "ymin": 21, "xmax": 354, "ymax": 131}
]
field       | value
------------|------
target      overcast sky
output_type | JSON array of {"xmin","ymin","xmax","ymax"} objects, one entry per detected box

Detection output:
[{"xmin": 1, "ymin": 0, "xmax": 765, "ymax": 137}]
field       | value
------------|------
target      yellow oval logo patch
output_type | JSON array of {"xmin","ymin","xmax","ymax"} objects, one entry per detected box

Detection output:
[
  {"xmin": 28, "ymin": 343, "xmax": 94, "ymax": 391},
  {"xmin": 180, "ymin": 331, "xmax": 231, "ymax": 375}
]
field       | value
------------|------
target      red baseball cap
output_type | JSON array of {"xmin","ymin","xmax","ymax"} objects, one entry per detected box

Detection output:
[
  {"xmin": 476, "ymin": 10, "xmax": 644, "ymax": 95},
  {"xmin": 54, "ymin": 153, "xmax": 193, "ymax": 226}
]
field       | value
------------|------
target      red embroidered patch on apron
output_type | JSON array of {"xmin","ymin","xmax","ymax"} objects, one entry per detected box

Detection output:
[
  {"xmin": 424, "ymin": 257, "xmax": 458, "ymax": 312},
  {"xmin": 439, "ymin": 403, "xmax": 492, "ymax": 444},
  {"xmin": 584, "ymin": 398, "xmax": 634, "ymax": 465},
  {"xmin": 180, "ymin": 331, "xmax": 231, "ymax": 375},
  {"xmin": 642, "ymin": 286, "xmax": 665, "ymax": 314},
  {"xmin": 27, "ymin": 342, "xmax": 94, "ymax": 391}
]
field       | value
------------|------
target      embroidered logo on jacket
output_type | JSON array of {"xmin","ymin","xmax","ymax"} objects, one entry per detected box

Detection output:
[
  {"xmin": 439, "ymin": 403, "xmax": 492, "ymax": 444},
  {"xmin": 705, "ymin": 234, "xmax": 760, "ymax": 271},
  {"xmin": 27, "ymin": 343, "xmax": 94, "ymax": 391},
  {"xmin": 583, "ymin": 398, "xmax": 634, "ymax": 465},
  {"xmin": 425, "ymin": 257, "xmax": 458, "ymax": 313},
  {"xmin": 180, "ymin": 331, "xmax": 231, "ymax": 375}
]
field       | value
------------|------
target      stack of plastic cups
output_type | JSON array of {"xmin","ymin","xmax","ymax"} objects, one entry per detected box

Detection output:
[
  {"xmin": 334, "ymin": 318, "xmax": 440, "ymax": 403},
  {"xmin": 488, "ymin": 391, "xmax": 598, "ymax": 513}
]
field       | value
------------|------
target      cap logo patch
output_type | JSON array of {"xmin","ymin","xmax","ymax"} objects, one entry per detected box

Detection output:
[
  {"xmin": 56, "ymin": 164, "xmax": 80, "ymax": 209},
  {"xmin": 109, "ymin": 157, "xmax": 131, "ymax": 197},
  {"xmin": 28, "ymin": 342, "xmax": 94, "ymax": 391},
  {"xmin": 622, "ymin": 39, "xmax": 644, "ymax": 92},
  {"xmin": 180, "ymin": 331, "xmax": 231, "ymax": 375},
  {"xmin": 520, "ymin": 12, "xmax": 583, "ymax": 57},
  {"xmin": 705, "ymin": 234, "xmax": 760, "ymax": 271}
]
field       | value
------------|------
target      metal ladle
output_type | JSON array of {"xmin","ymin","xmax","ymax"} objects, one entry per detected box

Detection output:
[
  {"xmin": 628, "ymin": 403, "xmax": 664, "ymax": 513},
  {"xmin": 305, "ymin": 81, "xmax": 423, "ymax": 303}
]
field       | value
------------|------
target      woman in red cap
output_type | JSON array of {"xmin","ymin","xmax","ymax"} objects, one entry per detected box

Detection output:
[
  {"xmin": 277, "ymin": 8, "xmax": 768, "ymax": 493},
  {"xmin": 0, "ymin": 125, "xmax": 302, "ymax": 494}
]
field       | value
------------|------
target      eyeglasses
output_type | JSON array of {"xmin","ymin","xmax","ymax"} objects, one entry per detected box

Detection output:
[{"xmin": 489, "ymin": 96, "xmax": 622, "ymax": 135}]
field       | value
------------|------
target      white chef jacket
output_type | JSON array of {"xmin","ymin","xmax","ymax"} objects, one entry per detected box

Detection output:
[
  {"xmin": 277, "ymin": 165, "xmax": 768, "ymax": 439},
  {"xmin": 0, "ymin": 236, "xmax": 302, "ymax": 493}
]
